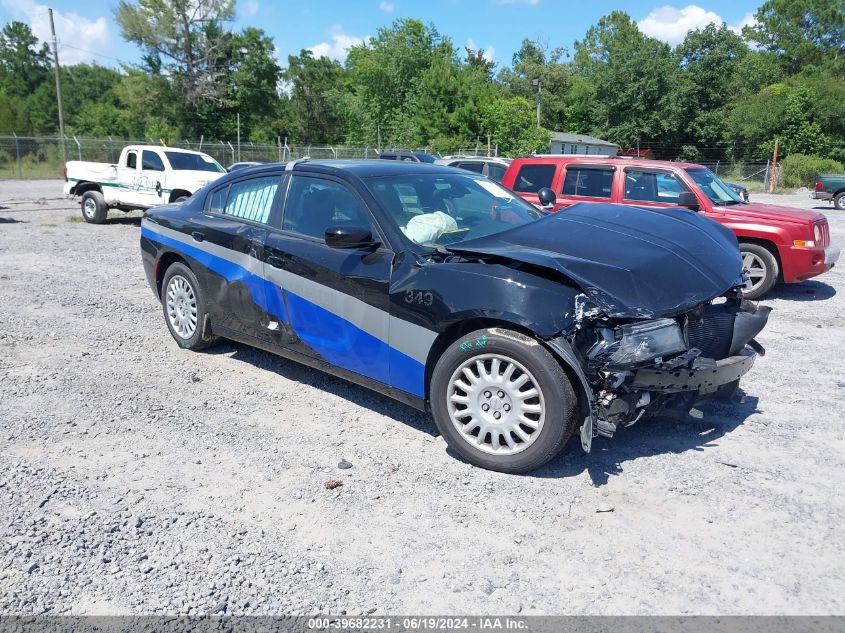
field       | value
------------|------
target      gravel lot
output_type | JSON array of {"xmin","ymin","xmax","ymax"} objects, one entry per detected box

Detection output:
[{"xmin": 1, "ymin": 180, "xmax": 843, "ymax": 616}]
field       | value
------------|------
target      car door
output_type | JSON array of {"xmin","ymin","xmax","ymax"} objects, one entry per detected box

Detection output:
[
  {"xmin": 621, "ymin": 168, "xmax": 694, "ymax": 209},
  {"xmin": 117, "ymin": 149, "xmax": 144, "ymax": 206},
  {"xmin": 137, "ymin": 149, "xmax": 168, "ymax": 207},
  {"xmin": 557, "ymin": 164, "xmax": 616, "ymax": 209},
  {"xmin": 260, "ymin": 174, "xmax": 393, "ymax": 385},
  {"xmin": 198, "ymin": 172, "xmax": 285, "ymax": 339}
]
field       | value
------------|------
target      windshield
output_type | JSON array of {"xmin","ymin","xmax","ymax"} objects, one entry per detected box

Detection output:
[
  {"xmin": 365, "ymin": 173, "xmax": 543, "ymax": 248},
  {"xmin": 685, "ymin": 168, "xmax": 744, "ymax": 205},
  {"xmin": 165, "ymin": 151, "xmax": 226, "ymax": 173}
]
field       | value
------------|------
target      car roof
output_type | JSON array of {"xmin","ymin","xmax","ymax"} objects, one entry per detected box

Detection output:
[
  {"xmin": 512, "ymin": 155, "xmax": 704, "ymax": 170},
  {"xmin": 227, "ymin": 159, "xmax": 461, "ymax": 178}
]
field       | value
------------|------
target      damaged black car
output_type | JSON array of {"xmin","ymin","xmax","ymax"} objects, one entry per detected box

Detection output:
[{"xmin": 140, "ymin": 160, "xmax": 769, "ymax": 473}]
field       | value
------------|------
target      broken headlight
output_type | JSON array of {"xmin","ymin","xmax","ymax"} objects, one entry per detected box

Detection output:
[{"xmin": 590, "ymin": 318, "xmax": 687, "ymax": 367}]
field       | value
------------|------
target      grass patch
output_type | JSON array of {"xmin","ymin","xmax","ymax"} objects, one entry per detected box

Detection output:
[{"xmin": 65, "ymin": 215, "xmax": 83, "ymax": 223}]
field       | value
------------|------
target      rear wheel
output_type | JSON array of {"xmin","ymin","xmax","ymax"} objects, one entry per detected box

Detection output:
[
  {"xmin": 835, "ymin": 192, "xmax": 845, "ymax": 211},
  {"xmin": 430, "ymin": 328, "xmax": 577, "ymax": 473},
  {"xmin": 160, "ymin": 262, "xmax": 214, "ymax": 351},
  {"xmin": 80, "ymin": 191, "xmax": 108, "ymax": 224},
  {"xmin": 739, "ymin": 243, "xmax": 778, "ymax": 300}
]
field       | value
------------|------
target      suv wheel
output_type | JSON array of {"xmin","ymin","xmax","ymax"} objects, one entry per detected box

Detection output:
[
  {"xmin": 430, "ymin": 328, "xmax": 577, "ymax": 473},
  {"xmin": 739, "ymin": 243, "xmax": 778, "ymax": 300},
  {"xmin": 835, "ymin": 192, "xmax": 845, "ymax": 211}
]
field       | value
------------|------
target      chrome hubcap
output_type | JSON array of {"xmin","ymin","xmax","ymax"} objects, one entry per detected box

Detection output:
[
  {"xmin": 742, "ymin": 252, "xmax": 767, "ymax": 293},
  {"xmin": 166, "ymin": 275, "xmax": 197, "ymax": 339},
  {"xmin": 447, "ymin": 353, "xmax": 545, "ymax": 455},
  {"xmin": 83, "ymin": 198, "xmax": 96, "ymax": 218}
]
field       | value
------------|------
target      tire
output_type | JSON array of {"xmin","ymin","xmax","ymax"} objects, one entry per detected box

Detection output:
[
  {"xmin": 835, "ymin": 192, "xmax": 845, "ymax": 211},
  {"xmin": 80, "ymin": 191, "xmax": 108, "ymax": 224},
  {"xmin": 739, "ymin": 243, "xmax": 779, "ymax": 300},
  {"xmin": 430, "ymin": 327, "xmax": 578, "ymax": 473},
  {"xmin": 160, "ymin": 262, "xmax": 214, "ymax": 351}
]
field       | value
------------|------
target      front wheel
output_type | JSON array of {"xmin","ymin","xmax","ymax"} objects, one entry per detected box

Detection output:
[
  {"xmin": 430, "ymin": 328, "xmax": 577, "ymax": 473},
  {"xmin": 160, "ymin": 262, "xmax": 214, "ymax": 351},
  {"xmin": 739, "ymin": 243, "xmax": 778, "ymax": 300}
]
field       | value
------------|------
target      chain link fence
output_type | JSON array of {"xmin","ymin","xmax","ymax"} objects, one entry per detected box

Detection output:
[{"xmin": 0, "ymin": 134, "xmax": 778, "ymax": 189}]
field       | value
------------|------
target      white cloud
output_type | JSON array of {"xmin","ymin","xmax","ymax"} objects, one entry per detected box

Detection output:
[
  {"xmin": 379, "ymin": 1, "xmax": 394, "ymax": 11},
  {"xmin": 242, "ymin": 0, "xmax": 260, "ymax": 16},
  {"xmin": 466, "ymin": 38, "xmax": 496, "ymax": 62},
  {"xmin": 309, "ymin": 25, "xmax": 369, "ymax": 62},
  {"xmin": 1, "ymin": 0, "xmax": 111, "ymax": 65},
  {"xmin": 638, "ymin": 5, "xmax": 756, "ymax": 45},
  {"xmin": 494, "ymin": 0, "xmax": 540, "ymax": 5}
]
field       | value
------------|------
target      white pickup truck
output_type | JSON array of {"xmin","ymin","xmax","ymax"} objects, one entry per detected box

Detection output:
[{"xmin": 64, "ymin": 145, "xmax": 227, "ymax": 223}]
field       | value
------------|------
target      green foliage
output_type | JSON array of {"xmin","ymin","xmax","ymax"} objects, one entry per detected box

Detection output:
[
  {"xmin": 1, "ymin": 3, "xmax": 843, "ymax": 166},
  {"xmin": 781, "ymin": 153, "xmax": 845, "ymax": 188}
]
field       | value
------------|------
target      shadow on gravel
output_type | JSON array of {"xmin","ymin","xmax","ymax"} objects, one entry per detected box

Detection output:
[
  {"xmin": 0, "ymin": 216, "xmax": 24, "ymax": 223},
  {"xmin": 765, "ymin": 280, "xmax": 836, "ymax": 301},
  {"xmin": 530, "ymin": 393, "xmax": 761, "ymax": 486},
  {"xmin": 207, "ymin": 341, "xmax": 437, "ymax": 437},
  {"xmin": 104, "ymin": 216, "xmax": 143, "ymax": 226}
]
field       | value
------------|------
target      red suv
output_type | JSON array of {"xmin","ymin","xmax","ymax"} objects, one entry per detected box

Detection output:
[{"xmin": 502, "ymin": 156, "xmax": 839, "ymax": 299}]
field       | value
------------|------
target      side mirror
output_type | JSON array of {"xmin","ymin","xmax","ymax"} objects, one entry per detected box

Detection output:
[
  {"xmin": 677, "ymin": 191, "xmax": 700, "ymax": 211},
  {"xmin": 325, "ymin": 225, "xmax": 379, "ymax": 250},
  {"xmin": 537, "ymin": 187, "xmax": 556, "ymax": 209}
]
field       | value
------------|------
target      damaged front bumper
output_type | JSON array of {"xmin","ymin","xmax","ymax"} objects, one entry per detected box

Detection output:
[
  {"xmin": 560, "ymin": 295, "xmax": 770, "ymax": 453},
  {"xmin": 631, "ymin": 346, "xmax": 756, "ymax": 394}
]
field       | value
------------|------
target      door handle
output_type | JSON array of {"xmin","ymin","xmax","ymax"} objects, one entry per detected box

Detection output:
[
  {"xmin": 267, "ymin": 255, "xmax": 287, "ymax": 269},
  {"xmin": 191, "ymin": 231, "xmax": 205, "ymax": 242}
]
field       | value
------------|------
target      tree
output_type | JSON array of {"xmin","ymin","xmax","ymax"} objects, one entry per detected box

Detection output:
[
  {"xmin": 283, "ymin": 49, "xmax": 348, "ymax": 143},
  {"xmin": 0, "ymin": 21, "xmax": 50, "ymax": 98},
  {"xmin": 115, "ymin": 0, "xmax": 236, "ymax": 131},
  {"xmin": 744, "ymin": 0, "xmax": 845, "ymax": 73},
  {"xmin": 572, "ymin": 12, "xmax": 682, "ymax": 150},
  {"xmin": 675, "ymin": 24, "xmax": 749, "ymax": 147},
  {"xmin": 480, "ymin": 96, "xmax": 551, "ymax": 156},
  {"xmin": 498, "ymin": 39, "xmax": 571, "ymax": 132}
]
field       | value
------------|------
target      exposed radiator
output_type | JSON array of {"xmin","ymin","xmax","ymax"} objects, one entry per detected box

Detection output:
[{"xmin": 686, "ymin": 306, "xmax": 735, "ymax": 360}]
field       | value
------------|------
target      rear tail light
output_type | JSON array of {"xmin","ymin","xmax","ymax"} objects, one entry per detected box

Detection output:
[
  {"xmin": 815, "ymin": 181, "xmax": 823, "ymax": 191},
  {"xmin": 63, "ymin": 166, "xmax": 67, "ymax": 182}
]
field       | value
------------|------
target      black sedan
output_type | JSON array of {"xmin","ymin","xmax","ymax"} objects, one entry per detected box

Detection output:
[{"xmin": 140, "ymin": 160, "xmax": 769, "ymax": 473}]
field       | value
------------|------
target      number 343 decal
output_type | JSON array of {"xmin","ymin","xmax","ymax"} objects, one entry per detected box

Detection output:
[{"xmin": 403, "ymin": 290, "xmax": 434, "ymax": 306}]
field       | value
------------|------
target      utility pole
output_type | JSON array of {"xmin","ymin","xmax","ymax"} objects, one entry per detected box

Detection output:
[
  {"xmin": 48, "ymin": 8, "xmax": 67, "ymax": 163},
  {"xmin": 236, "ymin": 113, "xmax": 241, "ymax": 162},
  {"xmin": 769, "ymin": 138, "xmax": 779, "ymax": 193},
  {"xmin": 532, "ymin": 78, "xmax": 542, "ymax": 127}
]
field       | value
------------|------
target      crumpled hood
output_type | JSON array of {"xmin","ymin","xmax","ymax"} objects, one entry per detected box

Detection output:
[{"xmin": 449, "ymin": 202, "xmax": 744, "ymax": 319}]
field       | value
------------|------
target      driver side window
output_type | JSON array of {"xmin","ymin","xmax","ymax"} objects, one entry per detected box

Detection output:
[
  {"xmin": 624, "ymin": 170, "xmax": 689, "ymax": 203},
  {"xmin": 282, "ymin": 176, "xmax": 375, "ymax": 242}
]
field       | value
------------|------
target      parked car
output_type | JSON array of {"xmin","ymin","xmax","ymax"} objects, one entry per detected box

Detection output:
[
  {"xmin": 812, "ymin": 173, "xmax": 845, "ymax": 210},
  {"xmin": 228, "ymin": 161, "xmax": 263, "ymax": 172},
  {"xmin": 377, "ymin": 151, "xmax": 437, "ymax": 163},
  {"xmin": 435, "ymin": 156, "xmax": 512, "ymax": 183},
  {"xmin": 726, "ymin": 182, "xmax": 750, "ymax": 203},
  {"xmin": 141, "ymin": 159, "xmax": 768, "ymax": 473},
  {"xmin": 64, "ymin": 145, "xmax": 227, "ymax": 224},
  {"xmin": 502, "ymin": 156, "xmax": 839, "ymax": 299}
]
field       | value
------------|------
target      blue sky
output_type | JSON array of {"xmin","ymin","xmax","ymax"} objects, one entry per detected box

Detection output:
[{"xmin": 0, "ymin": 0, "xmax": 762, "ymax": 69}]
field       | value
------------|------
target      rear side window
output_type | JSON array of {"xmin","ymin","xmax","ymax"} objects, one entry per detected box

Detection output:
[
  {"xmin": 487, "ymin": 163, "xmax": 507, "ymax": 183},
  {"xmin": 141, "ymin": 150, "xmax": 165, "ymax": 171},
  {"xmin": 456, "ymin": 162, "xmax": 484, "ymax": 174},
  {"xmin": 222, "ymin": 176, "xmax": 279, "ymax": 224},
  {"xmin": 562, "ymin": 167, "xmax": 614, "ymax": 198},
  {"xmin": 512, "ymin": 164, "xmax": 556, "ymax": 193},
  {"xmin": 208, "ymin": 186, "xmax": 229, "ymax": 213}
]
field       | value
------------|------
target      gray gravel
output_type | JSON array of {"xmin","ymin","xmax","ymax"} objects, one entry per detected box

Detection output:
[{"xmin": 1, "ymin": 181, "xmax": 844, "ymax": 615}]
